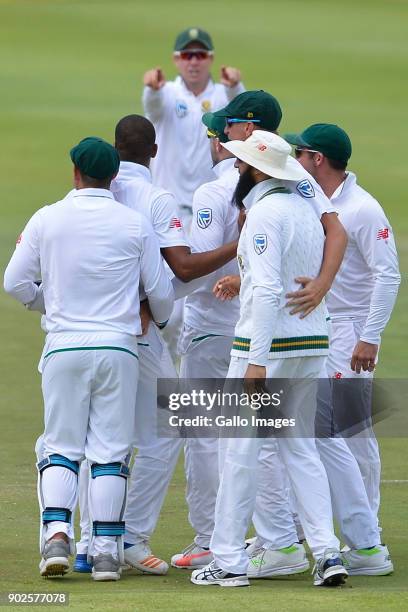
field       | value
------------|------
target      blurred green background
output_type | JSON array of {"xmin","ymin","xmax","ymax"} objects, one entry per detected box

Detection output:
[{"xmin": 0, "ymin": 1, "xmax": 407, "ymax": 610}]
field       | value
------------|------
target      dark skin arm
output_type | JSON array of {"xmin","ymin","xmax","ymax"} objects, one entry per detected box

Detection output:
[
  {"xmin": 161, "ymin": 243, "xmax": 238, "ymax": 283},
  {"xmin": 285, "ymin": 212, "xmax": 347, "ymax": 317}
]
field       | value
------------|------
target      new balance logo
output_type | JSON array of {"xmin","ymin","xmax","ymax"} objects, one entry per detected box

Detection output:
[
  {"xmin": 170, "ymin": 218, "xmax": 182, "ymax": 229},
  {"xmin": 377, "ymin": 228, "xmax": 389, "ymax": 240}
]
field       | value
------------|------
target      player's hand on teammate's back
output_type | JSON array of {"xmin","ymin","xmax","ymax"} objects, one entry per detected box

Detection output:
[
  {"xmin": 220, "ymin": 65, "xmax": 241, "ymax": 88},
  {"xmin": 213, "ymin": 275, "xmax": 240, "ymax": 301},
  {"xmin": 350, "ymin": 340, "xmax": 378, "ymax": 374},
  {"xmin": 144, "ymin": 67, "xmax": 166, "ymax": 90},
  {"xmin": 285, "ymin": 276, "xmax": 329, "ymax": 318}
]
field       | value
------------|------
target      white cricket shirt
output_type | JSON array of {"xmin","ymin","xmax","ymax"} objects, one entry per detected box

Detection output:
[
  {"xmin": 110, "ymin": 162, "xmax": 188, "ymax": 249},
  {"xmin": 143, "ymin": 76, "xmax": 245, "ymax": 207},
  {"xmin": 326, "ymin": 172, "xmax": 400, "ymax": 343},
  {"xmin": 231, "ymin": 179, "xmax": 329, "ymax": 365},
  {"xmin": 183, "ymin": 157, "xmax": 240, "ymax": 336},
  {"xmin": 4, "ymin": 188, "xmax": 174, "ymax": 337}
]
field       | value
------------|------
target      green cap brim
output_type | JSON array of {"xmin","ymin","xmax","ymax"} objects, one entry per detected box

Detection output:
[
  {"xmin": 202, "ymin": 112, "xmax": 228, "ymax": 143},
  {"xmin": 283, "ymin": 132, "xmax": 312, "ymax": 147}
]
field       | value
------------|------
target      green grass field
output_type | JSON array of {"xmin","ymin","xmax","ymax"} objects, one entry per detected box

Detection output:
[{"xmin": 0, "ymin": 1, "xmax": 407, "ymax": 610}]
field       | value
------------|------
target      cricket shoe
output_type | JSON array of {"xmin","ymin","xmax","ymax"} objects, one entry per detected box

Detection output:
[
  {"xmin": 39, "ymin": 539, "xmax": 70, "ymax": 577},
  {"xmin": 171, "ymin": 542, "xmax": 213, "ymax": 569},
  {"xmin": 191, "ymin": 560, "xmax": 249, "ymax": 587},
  {"xmin": 124, "ymin": 541, "xmax": 168, "ymax": 575},
  {"xmin": 73, "ymin": 553, "xmax": 92, "ymax": 573},
  {"xmin": 341, "ymin": 544, "xmax": 393, "ymax": 576},
  {"xmin": 245, "ymin": 536, "xmax": 262, "ymax": 557},
  {"xmin": 92, "ymin": 553, "xmax": 121, "ymax": 581},
  {"xmin": 313, "ymin": 549, "xmax": 348, "ymax": 587},
  {"xmin": 248, "ymin": 543, "xmax": 310, "ymax": 578}
]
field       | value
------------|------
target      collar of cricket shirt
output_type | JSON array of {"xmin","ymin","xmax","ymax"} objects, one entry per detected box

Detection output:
[
  {"xmin": 242, "ymin": 178, "xmax": 283, "ymax": 211},
  {"xmin": 175, "ymin": 75, "xmax": 215, "ymax": 99},
  {"xmin": 212, "ymin": 156, "xmax": 236, "ymax": 179},
  {"xmin": 330, "ymin": 171, "xmax": 356, "ymax": 203},
  {"xmin": 118, "ymin": 161, "xmax": 152, "ymax": 183},
  {"xmin": 73, "ymin": 188, "xmax": 114, "ymax": 200}
]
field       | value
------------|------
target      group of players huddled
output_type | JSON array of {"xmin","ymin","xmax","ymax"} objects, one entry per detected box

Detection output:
[{"xmin": 4, "ymin": 27, "xmax": 400, "ymax": 588}]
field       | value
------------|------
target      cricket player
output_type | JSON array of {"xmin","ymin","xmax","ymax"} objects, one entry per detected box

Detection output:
[
  {"xmin": 234, "ymin": 125, "xmax": 396, "ymax": 578},
  {"xmin": 3, "ymin": 137, "xmax": 174, "ymax": 581},
  {"xmin": 73, "ymin": 115, "xmax": 239, "ymax": 575},
  {"xmin": 285, "ymin": 123, "xmax": 400, "ymax": 573},
  {"xmin": 143, "ymin": 27, "xmax": 244, "ymax": 219},
  {"xmin": 171, "ymin": 112, "xmax": 240, "ymax": 568},
  {"xmin": 175, "ymin": 90, "xmax": 348, "ymax": 574},
  {"xmin": 191, "ymin": 131, "xmax": 347, "ymax": 588}
]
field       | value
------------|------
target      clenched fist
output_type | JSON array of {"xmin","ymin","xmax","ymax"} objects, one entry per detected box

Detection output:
[
  {"xmin": 143, "ymin": 67, "xmax": 166, "ymax": 90},
  {"xmin": 220, "ymin": 65, "xmax": 241, "ymax": 88}
]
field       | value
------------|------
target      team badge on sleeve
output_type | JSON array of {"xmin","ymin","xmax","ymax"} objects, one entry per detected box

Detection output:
[
  {"xmin": 16, "ymin": 233, "xmax": 22, "ymax": 244},
  {"xmin": 253, "ymin": 234, "xmax": 267, "ymax": 255},
  {"xmin": 377, "ymin": 228, "xmax": 389, "ymax": 240},
  {"xmin": 296, "ymin": 179, "xmax": 315, "ymax": 198},
  {"xmin": 197, "ymin": 208, "xmax": 212, "ymax": 229}
]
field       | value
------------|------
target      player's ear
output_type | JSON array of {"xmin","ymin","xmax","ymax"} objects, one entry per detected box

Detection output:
[
  {"xmin": 151, "ymin": 143, "xmax": 158, "ymax": 159},
  {"xmin": 314, "ymin": 153, "xmax": 324, "ymax": 167},
  {"xmin": 245, "ymin": 122, "xmax": 255, "ymax": 138}
]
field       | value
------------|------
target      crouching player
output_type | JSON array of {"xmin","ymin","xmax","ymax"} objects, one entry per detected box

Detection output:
[
  {"xmin": 191, "ymin": 131, "xmax": 347, "ymax": 587},
  {"xmin": 3, "ymin": 137, "xmax": 174, "ymax": 581}
]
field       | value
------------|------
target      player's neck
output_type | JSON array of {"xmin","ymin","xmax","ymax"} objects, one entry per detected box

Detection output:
[
  {"xmin": 318, "ymin": 171, "xmax": 347, "ymax": 200},
  {"xmin": 184, "ymin": 76, "xmax": 210, "ymax": 96}
]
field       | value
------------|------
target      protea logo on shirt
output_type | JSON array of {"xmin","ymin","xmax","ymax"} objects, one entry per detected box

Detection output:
[
  {"xmin": 197, "ymin": 208, "xmax": 212, "ymax": 229},
  {"xmin": 296, "ymin": 179, "xmax": 315, "ymax": 199},
  {"xmin": 253, "ymin": 234, "xmax": 267, "ymax": 254},
  {"xmin": 175, "ymin": 99, "xmax": 188, "ymax": 118}
]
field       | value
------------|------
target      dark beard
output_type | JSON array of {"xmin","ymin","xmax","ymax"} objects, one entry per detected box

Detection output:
[{"xmin": 233, "ymin": 167, "xmax": 256, "ymax": 210}]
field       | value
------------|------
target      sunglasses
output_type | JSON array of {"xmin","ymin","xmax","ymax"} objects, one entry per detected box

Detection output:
[
  {"xmin": 294, "ymin": 147, "xmax": 320, "ymax": 157},
  {"xmin": 226, "ymin": 118, "xmax": 261, "ymax": 126},
  {"xmin": 174, "ymin": 49, "xmax": 213, "ymax": 61}
]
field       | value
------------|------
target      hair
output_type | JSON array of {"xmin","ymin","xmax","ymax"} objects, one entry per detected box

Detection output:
[
  {"xmin": 326, "ymin": 157, "xmax": 348, "ymax": 171},
  {"xmin": 115, "ymin": 114, "xmax": 156, "ymax": 164},
  {"xmin": 77, "ymin": 171, "xmax": 113, "ymax": 189}
]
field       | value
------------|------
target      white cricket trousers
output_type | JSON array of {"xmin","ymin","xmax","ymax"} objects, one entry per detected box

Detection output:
[
  {"xmin": 76, "ymin": 325, "xmax": 182, "ymax": 551},
  {"xmin": 124, "ymin": 324, "xmax": 183, "ymax": 545},
  {"xmin": 179, "ymin": 329, "xmax": 233, "ymax": 548},
  {"xmin": 327, "ymin": 318, "xmax": 381, "ymax": 521},
  {"xmin": 211, "ymin": 355, "xmax": 339, "ymax": 574},
  {"xmin": 40, "ymin": 345, "xmax": 138, "ymax": 556}
]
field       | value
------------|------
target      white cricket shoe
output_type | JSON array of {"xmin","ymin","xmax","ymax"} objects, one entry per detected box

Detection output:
[
  {"xmin": 245, "ymin": 536, "xmax": 263, "ymax": 557},
  {"xmin": 341, "ymin": 544, "xmax": 393, "ymax": 576},
  {"xmin": 191, "ymin": 560, "xmax": 249, "ymax": 587},
  {"xmin": 171, "ymin": 542, "xmax": 213, "ymax": 569},
  {"xmin": 124, "ymin": 541, "xmax": 168, "ymax": 575},
  {"xmin": 247, "ymin": 543, "xmax": 310, "ymax": 578},
  {"xmin": 313, "ymin": 549, "xmax": 348, "ymax": 587}
]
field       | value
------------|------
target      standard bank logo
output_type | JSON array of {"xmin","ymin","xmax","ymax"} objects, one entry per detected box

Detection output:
[
  {"xmin": 175, "ymin": 99, "xmax": 188, "ymax": 118},
  {"xmin": 296, "ymin": 179, "xmax": 315, "ymax": 198},
  {"xmin": 253, "ymin": 234, "xmax": 267, "ymax": 255},
  {"xmin": 197, "ymin": 208, "xmax": 212, "ymax": 229}
]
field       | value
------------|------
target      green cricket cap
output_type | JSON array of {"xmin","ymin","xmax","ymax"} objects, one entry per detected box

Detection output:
[
  {"xmin": 284, "ymin": 123, "xmax": 352, "ymax": 163},
  {"xmin": 174, "ymin": 27, "xmax": 214, "ymax": 51},
  {"xmin": 211, "ymin": 90, "xmax": 282, "ymax": 132},
  {"xmin": 202, "ymin": 112, "xmax": 228, "ymax": 143},
  {"xmin": 70, "ymin": 137, "xmax": 120, "ymax": 179}
]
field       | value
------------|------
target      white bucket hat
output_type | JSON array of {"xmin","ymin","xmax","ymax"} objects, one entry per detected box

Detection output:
[{"xmin": 222, "ymin": 131, "xmax": 305, "ymax": 181}]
